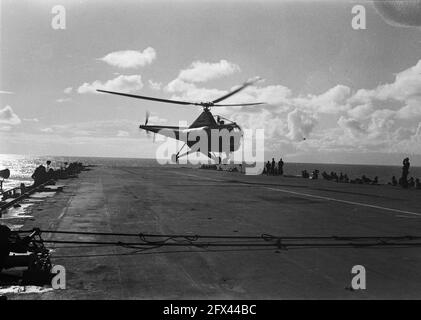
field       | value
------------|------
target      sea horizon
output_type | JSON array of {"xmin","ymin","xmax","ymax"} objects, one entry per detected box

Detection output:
[
  {"xmin": 1, "ymin": 152, "xmax": 420, "ymax": 169},
  {"xmin": 1, "ymin": 153, "xmax": 421, "ymax": 192}
]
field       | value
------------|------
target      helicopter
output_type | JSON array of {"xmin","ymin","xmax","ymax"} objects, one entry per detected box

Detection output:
[{"xmin": 97, "ymin": 77, "xmax": 264, "ymax": 163}]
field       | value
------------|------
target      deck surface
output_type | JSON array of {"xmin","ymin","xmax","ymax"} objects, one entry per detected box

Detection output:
[{"xmin": 11, "ymin": 165, "xmax": 421, "ymax": 299}]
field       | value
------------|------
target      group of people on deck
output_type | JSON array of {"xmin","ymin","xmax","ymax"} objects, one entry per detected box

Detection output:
[
  {"xmin": 390, "ymin": 176, "xmax": 420, "ymax": 189},
  {"xmin": 389, "ymin": 158, "xmax": 421, "ymax": 189},
  {"xmin": 264, "ymin": 158, "xmax": 284, "ymax": 176},
  {"xmin": 317, "ymin": 171, "xmax": 379, "ymax": 185},
  {"xmin": 299, "ymin": 157, "xmax": 420, "ymax": 189},
  {"xmin": 31, "ymin": 160, "xmax": 85, "ymax": 186}
]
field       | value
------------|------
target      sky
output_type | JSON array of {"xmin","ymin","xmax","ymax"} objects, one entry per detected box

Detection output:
[{"xmin": 0, "ymin": 0, "xmax": 420, "ymax": 165}]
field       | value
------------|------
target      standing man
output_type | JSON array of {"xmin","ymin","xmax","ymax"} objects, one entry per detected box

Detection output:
[
  {"xmin": 278, "ymin": 158, "xmax": 284, "ymax": 176},
  {"xmin": 265, "ymin": 161, "xmax": 271, "ymax": 176},
  {"xmin": 271, "ymin": 158, "xmax": 276, "ymax": 176},
  {"xmin": 401, "ymin": 157, "xmax": 410, "ymax": 188}
]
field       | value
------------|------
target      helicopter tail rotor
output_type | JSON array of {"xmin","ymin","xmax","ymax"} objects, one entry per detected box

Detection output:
[
  {"xmin": 145, "ymin": 111, "xmax": 150, "ymax": 126},
  {"xmin": 144, "ymin": 111, "xmax": 151, "ymax": 138}
]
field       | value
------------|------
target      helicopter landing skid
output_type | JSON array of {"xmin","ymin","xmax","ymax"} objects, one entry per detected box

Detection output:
[{"xmin": 171, "ymin": 144, "xmax": 221, "ymax": 164}]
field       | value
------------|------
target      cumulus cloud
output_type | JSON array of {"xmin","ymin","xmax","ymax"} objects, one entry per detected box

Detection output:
[
  {"xmin": 391, "ymin": 122, "xmax": 421, "ymax": 154},
  {"xmin": 351, "ymin": 59, "xmax": 421, "ymax": 104},
  {"xmin": 165, "ymin": 78, "xmax": 291, "ymax": 108},
  {"xmin": 56, "ymin": 98, "xmax": 72, "ymax": 103},
  {"xmin": 347, "ymin": 103, "xmax": 374, "ymax": 120},
  {"xmin": 393, "ymin": 126, "xmax": 413, "ymax": 140},
  {"xmin": 0, "ymin": 125, "xmax": 12, "ymax": 131},
  {"xmin": 373, "ymin": 0, "xmax": 421, "ymax": 27},
  {"xmin": 99, "ymin": 47, "xmax": 156, "ymax": 68},
  {"xmin": 117, "ymin": 130, "xmax": 129, "ymax": 137},
  {"xmin": 148, "ymin": 80, "xmax": 162, "ymax": 90},
  {"xmin": 23, "ymin": 118, "xmax": 39, "ymax": 122},
  {"xmin": 286, "ymin": 109, "xmax": 318, "ymax": 141},
  {"xmin": 342, "ymin": 59, "xmax": 421, "ymax": 141},
  {"xmin": 165, "ymin": 60, "xmax": 284, "ymax": 107},
  {"xmin": 78, "ymin": 75, "xmax": 143, "ymax": 94},
  {"xmin": 310, "ymin": 85, "xmax": 351, "ymax": 112},
  {"xmin": 63, "ymin": 87, "xmax": 73, "ymax": 94},
  {"xmin": 337, "ymin": 116, "xmax": 367, "ymax": 138},
  {"xmin": 158, "ymin": 59, "xmax": 421, "ymax": 158},
  {"xmin": 251, "ymin": 60, "xmax": 419, "ymax": 155},
  {"xmin": 230, "ymin": 110, "xmax": 289, "ymax": 141},
  {"xmin": 396, "ymin": 100, "xmax": 421, "ymax": 119},
  {"xmin": 36, "ymin": 120, "xmax": 142, "ymax": 140},
  {"xmin": 166, "ymin": 78, "xmax": 195, "ymax": 93},
  {"xmin": 0, "ymin": 105, "xmax": 21, "ymax": 125},
  {"xmin": 293, "ymin": 85, "xmax": 352, "ymax": 114},
  {"xmin": 177, "ymin": 60, "xmax": 240, "ymax": 83},
  {"xmin": 148, "ymin": 113, "xmax": 168, "ymax": 124},
  {"xmin": 166, "ymin": 79, "xmax": 227, "ymax": 102},
  {"xmin": 226, "ymin": 84, "xmax": 292, "ymax": 108}
]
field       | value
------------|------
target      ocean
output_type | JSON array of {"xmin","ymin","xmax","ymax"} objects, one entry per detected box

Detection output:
[{"xmin": 1, "ymin": 153, "xmax": 421, "ymax": 191}]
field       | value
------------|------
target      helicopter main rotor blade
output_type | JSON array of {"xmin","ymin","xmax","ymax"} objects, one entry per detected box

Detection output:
[
  {"xmin": 211, "ymin": 77, "xmax": 261, "ymax": 104},
  {"xmin": 212, "ymin": 102, "xmax": 266, "ymax": 107},
  {"xmin": 96, "ymin": 89, "xmax": 201, "ymax": 106}
]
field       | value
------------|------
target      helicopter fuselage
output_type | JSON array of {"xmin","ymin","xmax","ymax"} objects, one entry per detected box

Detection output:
[{"xmin": 139, "ymin": 109, "xmax": 242, "ymax": 156}]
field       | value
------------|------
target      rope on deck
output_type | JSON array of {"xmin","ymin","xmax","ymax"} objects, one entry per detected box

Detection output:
[
  {"xmin": 15, "ymin": 229, "xmax": 421, "ymax": 240},
  {"xmin": 13, "ymin": 229, "xmax": 421, "ymax": 250}
]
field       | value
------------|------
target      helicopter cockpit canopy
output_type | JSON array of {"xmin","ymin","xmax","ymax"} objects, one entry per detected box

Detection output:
[{"xmin": 215, "ymin": 115, "xmax": 241, "ymax": 131}]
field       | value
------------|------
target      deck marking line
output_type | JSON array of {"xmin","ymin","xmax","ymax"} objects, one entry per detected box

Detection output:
[
  {"xmin": 170, "ymin": 171, "xmax": 224, "ymax": 182},
  {"xmin": 265, "ymin": 187, "xmax": 421, "ymax": 216},
  {"xmin": 395, "ymin": 215, "xmax": 421, "ymax": 219},
  {"xmin": 169, "ymin": 170, "xmax": 421, "ymax": 216}
]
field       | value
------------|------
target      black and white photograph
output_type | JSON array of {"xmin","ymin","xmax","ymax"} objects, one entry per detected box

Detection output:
[{"xmin": 1, "ymin": 0, "xmax": 421, "ymax": 305}]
